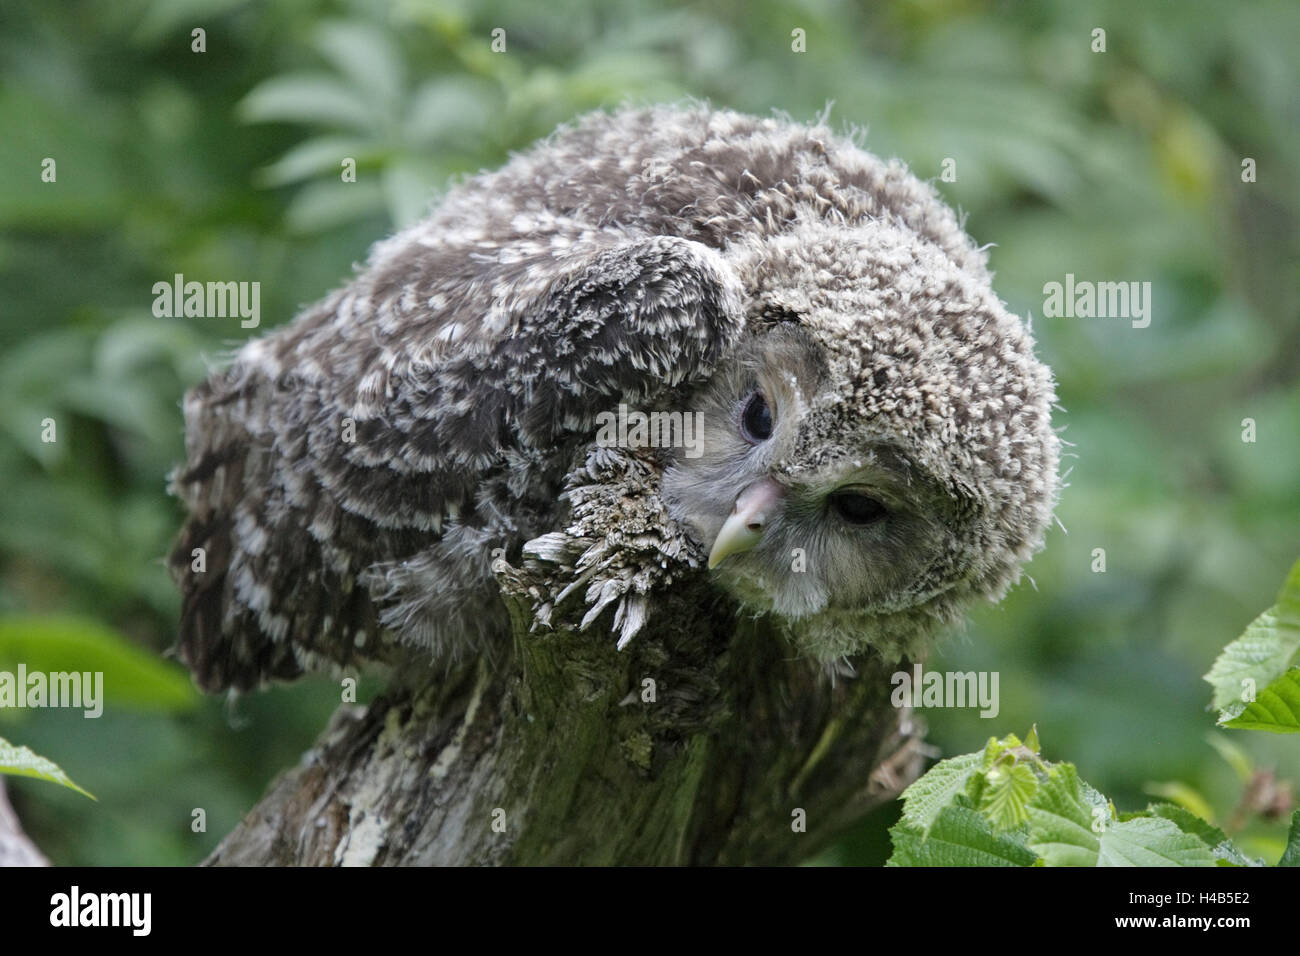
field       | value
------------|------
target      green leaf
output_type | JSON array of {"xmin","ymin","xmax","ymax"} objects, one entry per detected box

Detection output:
[
  {"xmin": 313, "ymin": 20, "xmax": 405, "ymax": 114},
  {"xmin": 981, "ymin": 731, "xmax": 1023, "ymax": 765},
  {"xmin": 238, "ymin": 74, "xmax": 377, "ymax": 133},
  {"xmin": 1025, "ymin": 763, "xmax": 1100, "ymax": 866},
  {"xmin": 0, "ymin": 615, "xmax": 198, "ymax": 713},
  {"xmin": 1279, "ymin": 810, "xmax": 1300, "ymax": 867},
  {"xmin": 1140, "ymin": 803, "xmax": 1261, "ymax": 867},
  {"xmin": 1098, "ymin": 817, "xmax": 1219, "ymax": 867},
  {"xmin": 980, "ymin": 760, "xmax": 1039, "ymax": 830},
  {"xmin": 887, "ymin": 806, "xmax": 1038, "ymax": 867},
  {"xmin": 1027, "ymin": 765, "xmax": 1215, "ymax": 866},
  {"xmin": 896, "ymin": 750, "xmax": 983, "ymax": 834},
  {"xmin": 1143, "ymin": 781, "xmax": 1217, "ymax": 824},
  {"xmin": 1023, "ymin": 723, "xmax": 1041, "ymax": 754},
  {"xmin": 255, "ymin": 136, "xmax": 375, "ymax": 188},
  {"xmin": 889, "ymin": 732, "xmax": 1234, "ymax": 867},
  {"xmin": 93, "ymin": 315, "xmax": 209, "ymax": 385},
  {"xmin": 404, "ymin": 76, "xmax": 500, "ymax": 146},
  {"xmin": 1204, "ymin": 558, "xmax": 1300, "ymax": 710},
  {"xmin": 1220, "ymin": 668, "xmax": 1300, "ymax": 732},
  {"xmin": 0, "ymin": 736, "xmax": 94, "ymax": 799}
]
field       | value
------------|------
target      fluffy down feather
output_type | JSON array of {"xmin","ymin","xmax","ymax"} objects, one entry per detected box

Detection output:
[{"xmin": 168, "ymin": 103, "xmax": 1058, "ymax": 691}]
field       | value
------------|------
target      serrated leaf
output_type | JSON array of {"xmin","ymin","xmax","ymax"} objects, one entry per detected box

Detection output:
[
  {"xmin": 1025, "ymin": 763, "xmax": 1099, "ymax": 866},
  {"xmin": 1099, "ymin": 817, "xmax": 1218, "ymax": 867},
  {"xmin": 0, "ymin": 736, "xmax": 94, "ymax": 799},
  {"xmin": 1220, "ymin": 668, "xmax": 1300, "ymax": 732},
  {"xmin": 896, "ymin": 750, "xmax": 983, "ymax": 834},
  {"xmin": 1204, "ymin": 558, "xmax": 1300, "ymax": 710},
  {"xmin": 1027, "ymin": 765, "xmax": 1215, "ymax": 866},
  {"xmin": 1218, "ymin": 700, "xmax": 1248, "ymax": 722},
  {"xmin": 1141, "ymin": 803, "xmax": 1261, "ymax": 867},
  {"xmin": 980, "ymin": 761, "xmax": 1038, "ymax": 830},
  {"xmin": 887, "ymin": 806, "xmax": 1038, "ymax": 867}
]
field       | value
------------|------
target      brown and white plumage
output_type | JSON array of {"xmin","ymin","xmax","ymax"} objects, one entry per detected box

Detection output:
[{"xmin": 168, "ymin": 103, "xmax": 1059, "ymax": 692}]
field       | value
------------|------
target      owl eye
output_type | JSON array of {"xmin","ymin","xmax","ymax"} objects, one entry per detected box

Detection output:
[
  {"xmin": 740, "ymin": 391, "xmax": 773, "ymax": 443},
  {"xmin": 828, "ymin": 490, "xmax": 888, "ymax": 526}
]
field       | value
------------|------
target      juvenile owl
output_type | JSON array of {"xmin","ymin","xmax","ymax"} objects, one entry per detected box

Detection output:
[{"xmin": 169, "ymin": 103, "xmax": 1059, "ymax": 692}]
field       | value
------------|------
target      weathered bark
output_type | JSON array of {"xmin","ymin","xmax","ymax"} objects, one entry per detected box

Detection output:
[
  {"xmin": 207, "ymin": 559, "xmax": 925, "ymax": 866},
  {"xmin": 0, "ymin": 780, "xmax": 49, "ymax": 867}
]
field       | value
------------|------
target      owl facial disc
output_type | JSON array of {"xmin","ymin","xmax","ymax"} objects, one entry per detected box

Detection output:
[{"xmin": 707, "ymin": 477, "xmax": 785, "ymax": 569}]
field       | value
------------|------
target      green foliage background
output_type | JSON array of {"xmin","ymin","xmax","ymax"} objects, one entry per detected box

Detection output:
[{"xmin": 0, "ymin": 0, "xmax": 1296, "ymax": 865}]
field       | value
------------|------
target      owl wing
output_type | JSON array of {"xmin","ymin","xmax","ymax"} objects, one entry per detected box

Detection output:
[{"xmin": 169, "ymin": 233, "xmax": 746, "ymax": 692}]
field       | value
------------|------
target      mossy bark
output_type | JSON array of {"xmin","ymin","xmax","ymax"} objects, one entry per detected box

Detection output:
[{"xmin": 206, "ymin": 561, "xmax": 924, "ymax": 866}]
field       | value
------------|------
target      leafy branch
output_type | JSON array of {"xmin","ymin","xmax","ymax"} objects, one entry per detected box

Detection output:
[{"xmin": 890, "ymin": 557, "xmax": 1300, "ymax": 867}]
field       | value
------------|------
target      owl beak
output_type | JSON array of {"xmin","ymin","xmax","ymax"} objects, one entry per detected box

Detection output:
[{"xmin": 707, "ymin": 477, "xmax": 784, "ymax": 569}]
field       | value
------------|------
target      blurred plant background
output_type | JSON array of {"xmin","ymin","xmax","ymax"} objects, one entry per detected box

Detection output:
[{"xmin": 0, "ymin": 0, "xmax": 1296, "ymax": 865}]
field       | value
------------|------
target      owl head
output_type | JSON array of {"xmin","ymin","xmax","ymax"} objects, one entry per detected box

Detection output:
[{"xmin": 661, "ymin": 216, "xmax": 1060, "ymax": 662}]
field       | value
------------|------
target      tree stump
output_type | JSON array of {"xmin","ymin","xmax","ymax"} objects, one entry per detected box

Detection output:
[{"xmin": 205, "ymin": 554, "xmax": 924, "ymax": 865}]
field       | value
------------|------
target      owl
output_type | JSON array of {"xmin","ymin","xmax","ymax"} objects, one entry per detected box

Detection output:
[{"xmin": 169, "ymin": 103, "xmax": 1059, "ymax": 692}]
